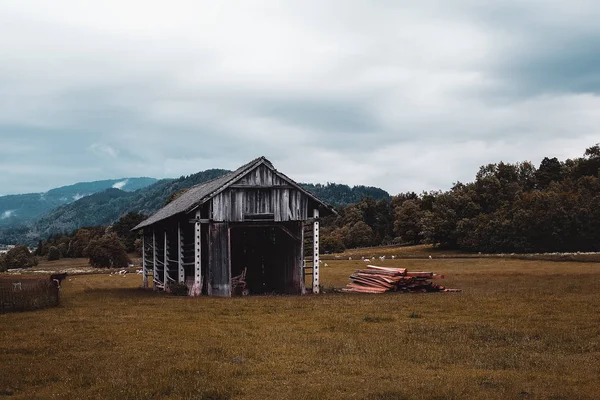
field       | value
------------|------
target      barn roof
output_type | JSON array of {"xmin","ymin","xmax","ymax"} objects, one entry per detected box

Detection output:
[{"xmin": 133, "ymin": 156, "xmax": 335, "ymax": 230}]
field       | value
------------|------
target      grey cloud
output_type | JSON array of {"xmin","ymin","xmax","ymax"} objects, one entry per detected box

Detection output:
[
  {"xmin": 1, "ymin": 1, "xmax": 600, "ymax": 196},
  {"xmin": 260, "ymin": 99, "xmax": 380, "ymax": 135}
]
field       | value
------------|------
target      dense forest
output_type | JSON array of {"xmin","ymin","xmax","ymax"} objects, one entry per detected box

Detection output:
[
  {"xmin": 320, "ymin": 144, "xmax": 600, "ymax": 253},
  {"xmin": 11, "ymin": 144, "xmax": 600, "ymax": 259}
]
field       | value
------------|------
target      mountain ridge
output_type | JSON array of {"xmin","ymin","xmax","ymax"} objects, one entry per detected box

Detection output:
[
  {"xmin": 0, "ymin": 177, "xmax": 158, "ymax": 229},
  {"xmin": 0, "ymin": 171, "xmax": 390, "ymax": 245}
]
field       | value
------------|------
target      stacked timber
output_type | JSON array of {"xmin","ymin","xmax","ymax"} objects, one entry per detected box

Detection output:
[{"xmin": 342, "ymin": 265, "xmax": 460, "ymax": 293}]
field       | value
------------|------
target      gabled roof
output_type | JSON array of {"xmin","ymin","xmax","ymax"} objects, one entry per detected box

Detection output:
[{"xmin": 133, "ymin": 156, "xmax": 335, "ymax": 230}]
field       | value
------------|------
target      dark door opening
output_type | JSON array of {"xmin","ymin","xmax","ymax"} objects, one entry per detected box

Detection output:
[{"xmin": 229, "ymin": 224, "xmax": 301, "ymax": 295}]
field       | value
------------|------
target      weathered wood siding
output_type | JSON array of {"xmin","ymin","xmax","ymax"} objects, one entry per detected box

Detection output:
[
  {"xmin": 277, "ymin": 223, "xmax": 303, "ymax": 293},
  {"xmin": 208, "ymin": 223, "xmax": 231, "ymax": 297},
  {"xmin": 235, "ymin": 164, "xmax": 287, "ymax": 186},
  {"xmin": 211, "ymin": 165, "xmax": 310, "ymax": 222}
]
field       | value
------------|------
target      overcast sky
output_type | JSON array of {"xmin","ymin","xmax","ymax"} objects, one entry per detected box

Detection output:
[{"xmin": 1, "ymin": 0, "xmax": 599, "ymax": 196}]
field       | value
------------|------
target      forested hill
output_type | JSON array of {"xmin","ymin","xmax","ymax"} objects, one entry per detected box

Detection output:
[
  {"xmin": 319, "ymin": 144, "xmax": 600, "ymax": 254},
  {"xmin": 1, "ymin": 169, "xmax": 390, "ymax": 244},
  {"xmin": 31, "ymin": 169, "xmax": 230, "ymax": 240},
  {"xmin": 300, "ymin": 183, "xmax": 390, "ymax": 205},
  {"xmin": 0, "ymin": 177, "xmax": 157, "ymax": 229}
]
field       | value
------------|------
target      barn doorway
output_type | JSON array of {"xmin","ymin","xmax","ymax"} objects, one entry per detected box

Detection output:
[{"xmin": 229, "ymin": 224, "xmax": 302, "ymax": 295}]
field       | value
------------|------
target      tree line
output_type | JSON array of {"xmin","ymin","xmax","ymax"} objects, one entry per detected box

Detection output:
[
  {"xmin": 4, "ymin": 143, "xmax": 599, "ymax": 269},
  {"xmin": 320, "ymin": 144, "xmax": 600, "ymax": 254},
  {"xmin": 29, "ymin": 212, "xmax": 147, "ymax": 269}
]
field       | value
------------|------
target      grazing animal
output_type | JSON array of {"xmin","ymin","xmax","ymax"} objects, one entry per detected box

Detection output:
[
  {"xmin": 324, "ymin": 263, "xmax": 328, "ymax": 267},
  {"xmin": 363, "ymin": 259, "xmax": 370, "ymax": 262},
  {"xmin": 379, "ymin": 256, "xmax": 386, "ymax": 262},
  {"xmin": 50, "ymin": 272, "xmax": 67, "ymax": 284},
  {"xmin": 348, "ymin": 257, "xmax": 352, "ymax": 260},
  {"xmin": 391, "ymin": 255, "xmax": 395, "ymax": 259},
  {"xmin": 12, "ymin": 282, "xmax": 22, "ymax": 291},
  {"xmin": 50, "ymin": 272, "xmax": 67, "ymax": 289},
  {"xmin": 428, "ymin": 255, "xmax": 432, "ymax": 259}
]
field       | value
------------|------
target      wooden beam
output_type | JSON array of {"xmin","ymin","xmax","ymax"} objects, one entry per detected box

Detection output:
[
  {"xmin": 192, "ymin": 210, "xmax": 202, "ymax": 296},
  {"xmin": 277, "ymin": 225, "xmax": 301, "ymax": 242},
  {"xmin": 313, "ymin": 208, "xmax": 320, "ymax": 294},
  {"xmin": 178, "ymin": 222, "xmax": 184, "ymax": 284},
  {"xmin": 142, "ymin": 233, "xmax": 148, "ymax": 288},
  {"xmin": 188, "ymin": 219, "xmax": 211, "ymax": 224},
  {"xmin": 229, "ymin": 184, "xmax": 294, "ymax": 189},
  {"xmin": 164, "ymin": 230, "xmax": 168, "ymax": 289},
  {"xmin": 300, "ymin": 222, "xmax": 306, "ymax": 295},
  {"xmin": 152, "ymin": 229, "xmax": 157, "ymax": 290}
]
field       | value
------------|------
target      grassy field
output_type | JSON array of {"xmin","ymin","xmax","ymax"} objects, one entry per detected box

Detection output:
[{"xmin": 1, "ymin": 256, "xmax": 599, "ymax": 399}]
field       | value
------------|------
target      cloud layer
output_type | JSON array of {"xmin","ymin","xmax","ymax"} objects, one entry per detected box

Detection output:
[{"xmin": 1, "ymin": 0, "xmax": 599, "ymax": 195}]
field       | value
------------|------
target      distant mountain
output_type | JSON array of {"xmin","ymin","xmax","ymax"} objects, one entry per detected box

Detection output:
[
  {"xmin": 32, "ymin": 170, "xmax": 230, "ymax": 239},
  {"xmin": 0, "ymin": 177, "xmax": 157, "ymax": 229},
  {"xmin": 0, "ymin": 171, "xmax": 390, "ymax": 245}
]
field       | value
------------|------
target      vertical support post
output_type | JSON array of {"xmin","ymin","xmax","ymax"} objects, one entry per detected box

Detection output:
[
  {"xmin": 164, "ymin": 229, "xmax": 168, "ymax": 289},
  {"xmin": 142, "ymin": 233, "xmax": 148, "ymax": 288},
  {"xmin": 193, "ymin": 210, "xmax": 202, "ymax": 296},
  {"xmin": 300, "ymin": 221, "xmax": 305, "ymax": 294},
  {"xmin": 152, "ymin": 229, "xmax": 157, "ymax": 290},
  {"xmin": 178, "ymin": 221, "xmax": 184, "ymax": 284},
  {"xmin": 313, "ymin": 208, "xmax": 320, "ymax": 294}
]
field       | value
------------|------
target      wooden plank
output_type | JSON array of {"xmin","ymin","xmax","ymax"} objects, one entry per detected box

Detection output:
[
  {"xmin": 178, "ymin": 222, "xmax": 184, "ymax": 284},
  {"xmin": 152, "ymin": 229, "xmax": 157, "ymax": 290},
  {"xmin": 142, "ymin": 233, "xmax": 148, "ymax": 288},
  {"xmin": 208, "ymin": 222, "xmax": 231, "ymax": 297},
  {"xmin": 229, "ymin": 184, "xmax": 293, "ymax": 189},
  {"xmin": 164, "ymin": 230, "xmax": 168, "ymax": 289}
]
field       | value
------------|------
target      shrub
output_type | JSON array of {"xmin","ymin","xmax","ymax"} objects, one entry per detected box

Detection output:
[
  {"xmin": 0, "ymin": 254, "xmax": 6, "ymax": 272},
  {"xmin": 4, "ymin": 246, "xmax": 37, "ymax": 269},
  {"xmin": 320, "ymin": 235, "xmax": 345, "ymax": 253},
  {"xmin": 84, "ymin": 234, "xmax": 130, "ymax": 268},
  {"xmin": 47, "ymin": 246, "xmax": 60, "ymax": 261}
]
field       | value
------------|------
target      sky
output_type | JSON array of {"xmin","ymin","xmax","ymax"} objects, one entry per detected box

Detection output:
[{"xmin": 1, "ymin": 0, "xmax": 599, "ymax": 196}]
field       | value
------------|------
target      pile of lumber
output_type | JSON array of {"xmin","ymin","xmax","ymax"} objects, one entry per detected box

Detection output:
[{"xmin": 342, "ymin": 265, "xmax": 460, "ymax": 293}]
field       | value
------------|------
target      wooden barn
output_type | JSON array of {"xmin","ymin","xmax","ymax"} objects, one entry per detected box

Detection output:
[{"xmin": 133, "ymin": 157, "xmax": 335, "ymax": 297}]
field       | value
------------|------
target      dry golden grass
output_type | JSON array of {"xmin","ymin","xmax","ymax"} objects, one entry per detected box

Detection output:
[{"xmin": 1, "ymin": 256, "xmax": 599, "ymax": 399}]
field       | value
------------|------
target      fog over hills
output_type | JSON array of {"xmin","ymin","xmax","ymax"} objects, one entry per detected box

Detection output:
[{"xmin": 0, "ymin": 177, "xmax": 157, "ymax": 229}]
